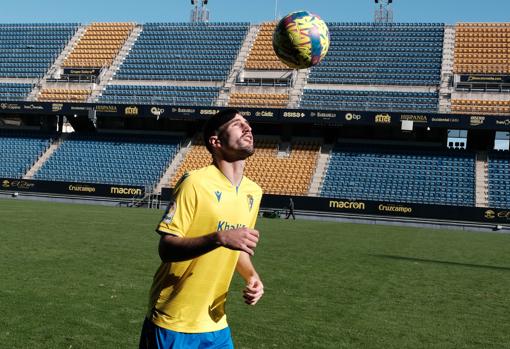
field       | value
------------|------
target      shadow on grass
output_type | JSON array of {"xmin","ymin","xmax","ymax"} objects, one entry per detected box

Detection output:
[{"xmin": 371, "ymin": 254, "xmax": 510, "ymax": 271}]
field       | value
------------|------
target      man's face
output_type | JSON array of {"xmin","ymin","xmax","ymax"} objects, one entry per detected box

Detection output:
[{"xmin": 216, "ymin": 114, "xmax": 254, "ymax": 161}]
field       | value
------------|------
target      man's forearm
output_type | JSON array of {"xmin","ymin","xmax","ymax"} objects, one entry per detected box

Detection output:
[
  {"xmin": 236, "ymin": 252, "xmax": 259, "ymax": 281},
  {"xmin": 159, "ymin": 227, "xmax": 260, "ymax": 263},
  {"xmin": 158, "ymin": 233, "xmax": 220, "ymax": 262}
]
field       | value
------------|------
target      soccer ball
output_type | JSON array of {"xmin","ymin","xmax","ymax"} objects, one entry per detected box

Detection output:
[{"xmin": 272, "ymin": 10, "xmax": 330, "ymax": 69}]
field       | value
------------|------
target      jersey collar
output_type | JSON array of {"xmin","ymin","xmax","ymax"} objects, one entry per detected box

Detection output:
[{"xmin": 209, "ymin": 164, "xmax": 244, "ymax": 192}]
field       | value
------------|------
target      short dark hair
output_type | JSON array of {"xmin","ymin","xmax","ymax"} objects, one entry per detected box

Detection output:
[{"xmin": 202, "ymin": 108, "xmax": 240, "ymax": 153}]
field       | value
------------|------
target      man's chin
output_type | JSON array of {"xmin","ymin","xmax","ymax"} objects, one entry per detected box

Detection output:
[
  {"xmin": 225, "ymin": 147, "xmax": 254, "ymax": 162},
  {"xmin": 238, "ymin": 147, "xmax": 255, "ymax": 160}
]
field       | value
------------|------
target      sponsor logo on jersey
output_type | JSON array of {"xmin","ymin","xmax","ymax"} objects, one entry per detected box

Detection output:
[{"xmin": 217, "ymin": 221, "xmax": 246, "ymax": 231}]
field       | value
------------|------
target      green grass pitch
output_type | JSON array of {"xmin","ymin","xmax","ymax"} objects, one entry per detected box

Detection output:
[{"xmin": 1, "ymin": 198, "xmax": 510, "ymax": 348}]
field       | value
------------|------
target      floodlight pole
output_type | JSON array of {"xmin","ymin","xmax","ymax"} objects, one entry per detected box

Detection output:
[
  {"xmin": 190, "ymin": 0, "xmax": 210, "ymax": 23},
  {"xmin": 374, "ymin": 0, "xmax": 394, "ymax": 23}
]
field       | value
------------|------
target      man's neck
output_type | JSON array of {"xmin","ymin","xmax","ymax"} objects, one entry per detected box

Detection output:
[{"xmin": 214, "ymin": 159, "xmax": 245, "ymax": 187}]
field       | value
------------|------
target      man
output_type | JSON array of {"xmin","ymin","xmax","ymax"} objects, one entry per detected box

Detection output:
[
  {"xmin": 285, "ymin": 198, "xmax": 295, "ymax": 220},
  {"xmin": 139, "ymin": 108, "xmax": 264, "ymax": 349}
]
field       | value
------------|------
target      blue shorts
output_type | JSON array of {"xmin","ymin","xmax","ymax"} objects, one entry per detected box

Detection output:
[{"xmin": 139, "ymin": 318, "xmax": 234, "ymax": 349}]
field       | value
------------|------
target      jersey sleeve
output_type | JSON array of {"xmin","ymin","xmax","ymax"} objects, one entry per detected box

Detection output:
[
  {"xmin": 156, "ymin": 173, "xmax": 196, "ymax": 237},
  {"xmin": 248, "ymin": 188, "xmax": 263, "ymax": 229}
]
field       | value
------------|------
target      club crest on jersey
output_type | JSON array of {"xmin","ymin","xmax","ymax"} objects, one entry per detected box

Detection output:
[
  {"xmin": 162, "ymin": 200, "xmax": 177, "ymax": 224},
  {"xmin": 247, "ymin": 194, "xmax": 254, "ymax": 211},
  {"xmin": 214, "ymin": 190, "xmax": 222, "ymax": 202}
]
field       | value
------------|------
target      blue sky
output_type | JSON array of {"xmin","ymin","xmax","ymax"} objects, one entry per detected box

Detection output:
[{"xmin": 0, "ymin": 0, "xmax": 509, "ymax": 24}]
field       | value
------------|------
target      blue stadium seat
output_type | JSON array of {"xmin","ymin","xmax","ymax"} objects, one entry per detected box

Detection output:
[
  {"xmin": 487, "ymin": 152, "xmax": 510, "ymax": 209},
  {"xmin": 0, "ymin": 23, "xmax": 79, "ymax": 78},
  {"xmin": 320, "ymin": 146, "xmax": 476, "ymax": 206},
  {"xmin": 34, "ymin": 133, "xmax": 182, "ymax": 188},
  {"xmin": 300, "ymin": 89, "xmax": 439, "ymax": 113},
  {"xmin": 309, "ymin": 23, "xmax": 444, "ymax": 87},
  {"xmin": 0, "ymin": 131, "xmax": 53, "ymax": 178},
  {"xmin": 0, "ymin": 82, "xmax": 34, "ymax": 100},
  {"xmin": 114, "ymin": 22, "xmax": 249, "ymax": 82},
  {"xmin": 98, "ymin": 84, "xmax": 220, "ymax": 105}
]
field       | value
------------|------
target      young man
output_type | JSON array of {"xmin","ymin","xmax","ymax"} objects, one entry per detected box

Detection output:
[{"xmin": 139, "ymin": 109, "xmax": 264, "ymax": 349}]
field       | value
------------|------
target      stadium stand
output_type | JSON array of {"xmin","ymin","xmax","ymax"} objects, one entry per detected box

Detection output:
[
  {"xmin": 114, "ymin": 22, "xmax": 249, "ymax": 81},
  {"xmin": 321, "ymin": 146, "xmax": 476, "ymax": 206},
  {"xmin": 34, "ymin": 133, "xmax": 181, "ymax": 188},
  {"xmin": 37, "ymin": 88, "xmax": 91, "ymax": 102},
  {"xmin": 228, "ymin": 92, "xmax": 289, "ymax": 108},
  {"xmin": 0, "ymin": 130, "xmax": 52, "ymax": 178},
  {"xmin": 0, "ymin": 20, "xmax": 508, "ymax": 216},
  {"xmin": 453, "ymin": 23, "xmax": 510, "ymax": 74},
  {"xmin": 99, "ymin": 84, "xmax": 220, "ymax": 105},
  {"xmin": 0, "ymin": 23, "xmax": 78, "ymax": 78},
  {"xmin": 451, "ymin": 99, "xmax": 510, "ymax": 115},
  {"xmin": 62, "ymin": 22, "xmax": 135, "ymax": 68},
  {"xmin": 171, "ymin": 138, "xmax": 319, "ymax": 195},
  {"xmin": 0, "ymin": 83, "xmax": 33, "ymax": 100},
  {"xmin": 308, "ymin": 23, "xmax": 444, "ymax": 86},
  {"xmin": 244, "ymin": 22, "xmax": 290, "ymax": 70},
  {"xmin": 300, "ymin": 89, "xmax": 439, "ymax": 112},
  {"xmin": 244, "ymin": 139, "xmax": 320, "ymax": 195},
  {"xmin": 487, "ymin": 152, "xmax": 510, "ymax": 209},
  {"xmin": 170, "ymin": 140, "xmax": 210, "ymax": 187},
  {"xmin": 451, "ymin": 23, "xmax": 510, "ymax": 108}
]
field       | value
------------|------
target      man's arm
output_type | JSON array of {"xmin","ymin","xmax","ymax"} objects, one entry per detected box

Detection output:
[
  {"xmin": 158, "ymin": 227, "xmax": 259, "ymax": 263},
  {"xmin": 236, "ymin": 252, "xmax": 264, "ymax": 305}
]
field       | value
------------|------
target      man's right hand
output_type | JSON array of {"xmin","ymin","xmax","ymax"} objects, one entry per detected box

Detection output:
[{"xmin": 216, "ymin": 228, "xmax": 259, "ymax": 256}]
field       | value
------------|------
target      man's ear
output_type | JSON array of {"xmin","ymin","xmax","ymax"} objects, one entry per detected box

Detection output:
[{"xmin": 209, "ymin": 135, "xmax": 221, "ymax": 149}]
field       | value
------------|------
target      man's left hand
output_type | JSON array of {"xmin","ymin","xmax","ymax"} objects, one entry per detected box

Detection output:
[{"xmin": 243, "ymin": 277, "xmax": 264, "ymax": 305}]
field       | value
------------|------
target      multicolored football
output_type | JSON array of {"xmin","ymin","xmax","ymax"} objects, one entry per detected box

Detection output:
[{"xmin": 272, "ymin": 10, "xmax": 330, "ymax": 69}]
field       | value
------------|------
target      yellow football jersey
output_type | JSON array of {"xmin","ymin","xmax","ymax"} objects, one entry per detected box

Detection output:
[{"xmin": 147, "ymin": 165, "xmax": 262, "ymax": 333}]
